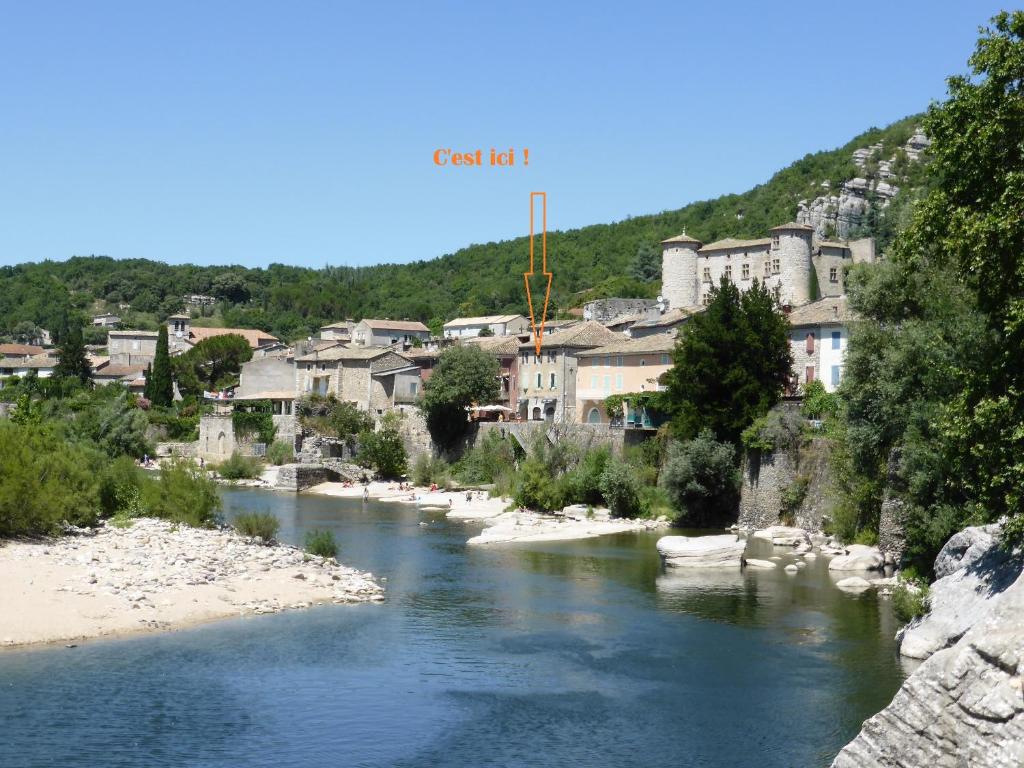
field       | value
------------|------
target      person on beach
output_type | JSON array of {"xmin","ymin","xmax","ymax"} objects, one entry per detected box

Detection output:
[
  {"xmin": 363, "ymin": 488, "xmax": 369, "ymax": 502},
  {"xmin": 448, "ymin": 498, "xmax": 453, "ymax": 509}
]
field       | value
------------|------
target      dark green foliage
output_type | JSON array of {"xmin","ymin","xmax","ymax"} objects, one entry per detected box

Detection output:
[
  {"xmin": 54, "ymin": 323, "xmax": 92, "ymax": 385},
  {"xmin": 63, "ymin": 388, "xmax": 151, "ymax": 459},
  {"xmin": 171, "ymin": 334, "xmax": 252, "ymax": 397},
  {"xmin": 661, "ymin": 278, "xmax": 792, "ymax": 449},
  {"xmin": 451, "ymin": 429, "xmax": 517, "ymax": 485},
  {"xmin": 891, "ymin": 581, "xmax": 930, "ymax": 623},
  {"xmin": 421, "ymin": 345, "xmax": 500, "ymax": 452},
  {"xmin": 660, "ymin": 431, "xmax": 741, "ymax": 527},
  {"xmin": 149, "ymin": 325, "xmax": 174, "ymax": 406},
  {"xmin": 305, "ymin": 529, "xmax": 338, "ymax": 559},
  {"xmin": 357, "ymin": 412, "xmax": 407, "ymax": 479},
  {"xmin": 740, "ymin": 407, "xmax": 803, "ymax": 453},
  {"xmin": 232, "ymin": 400, "xmax": 276, "ymax": 444},
  {"xmin": 233, "ymin": 512, "xmax": 280, "ymax": 543},
  {"xmin": 834, "ymin": 13, "xmax": 1024, "ymax": 567},
  {"xmin": 145, "ymin": 405, "xmax": 200, "ymax": 442},
  {"xmin": 599, "ymin": 459, "xmax": 646, "ymax": 518},
  {"xmin": 629, "ymin": 242, "xmax": 661, "ymax": 283},
  {"xmin": 265, "ymin": 440, "xmax": 294, "ymax": 466},
  {"xmin": 297, "ymin": 395, "xmax": 374, "ymax": 448},
  {"xmin": 412, "ymin": 454, "xmax": 450, "ymax": 487},
  {"xmin": 139, "ymin": 458, "xmax": 221, "ymax": 527},
  {"xmin": 217, "ymin": 452, "xmax": 262, "ymax": 480},
  {"xmin": 801, "ymin": 379, "xmax": 839, "ymax": 420},
  {"xmin": 0, "ymin": 420, "xmax": 103, "ymax": 536}
]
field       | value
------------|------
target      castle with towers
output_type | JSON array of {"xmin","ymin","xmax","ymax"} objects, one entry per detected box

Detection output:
[{"xmin": 659, "ymin": 222, "xmax": 876, "ymax": 311}]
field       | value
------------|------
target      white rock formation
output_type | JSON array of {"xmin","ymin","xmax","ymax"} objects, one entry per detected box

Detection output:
[
  {"xmin": 831, "ymin": 541, "xmax": 1024, "ymax": 766},
  {"xmin": 898, "ymin": 524, "xmax": 1018, "ymax": 660},
  {"xmin": 828, "ymin": 544, "xmax": 885, "ymax": 571},
  {"xmin": 656, "ymin": 535, "xmax": 745, "ymax": 568},
  {"xmin": 751, "ymin": 525, "xmax": 810, "ymax": 547},
  {"xmin": 744, "ymin": 558, "xmax": 777, "ymax": 569},
  {"xmin": 834, "ymin": 576, "xmax": 872, "ymax": 591}
]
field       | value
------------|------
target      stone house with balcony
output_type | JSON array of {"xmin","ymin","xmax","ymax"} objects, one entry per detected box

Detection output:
[
  {"xmin": 574, "ymin": 334, "xmax": 675, "ymax": 426},
  {"xmin": 463, "ymin": 334, "xmax": 521, "ymax": 410},
  {"xmin": 517, "ymin": 321, "xmax": 620, "ymax": 423},
  {"xmin": 294, "ymin": 345, "xmax": 420, "ymax": 416},
  {"xmin": 787, "ymin": 296, "xmax": 854, "ymax": 393}
]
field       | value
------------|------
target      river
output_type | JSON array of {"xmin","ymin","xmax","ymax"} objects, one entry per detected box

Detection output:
[{"xmin": 0, "ymin": 488, "xmax": 908, "ymax": 767}]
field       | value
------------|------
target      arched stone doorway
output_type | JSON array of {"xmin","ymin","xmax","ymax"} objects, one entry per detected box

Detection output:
[
  {"xmin": 544, "ymin": 406, "xmax": 555, "ymax": 423},
  {"xmin": 531, "ymin": 407, "xmax": 541, "ymax": 421},
  {"xmin": 587, "ymin": 407, "xmax": 601, "ymax": 424}
]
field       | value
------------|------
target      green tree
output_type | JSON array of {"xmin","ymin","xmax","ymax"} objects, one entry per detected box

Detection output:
[
  {"xmin": 660, "ymin": 278, "xmax": 792, "ymax": 448},
  {"xmin": 421, "ymin": 345, "xmax": 500, "ymax": 452},
  {"xmin": 357, "ymin": 411, "xmax": 407, "ymax": 478},
  {"xmin": 171, "ymin": 333, "xmax": 252, "ymax": 397},
  {"xmin": 54, "ymin": 324, "xmax": 92, "ymax": 384},
  {"xmin": 629, "ymin": 241, "xmax": 661, "ymax": 283},
  {"xmin": 148, "ymin": 325, "xmax": 174, "ymax": 406},
  {"xmin": 659, "ymin": 430, "xmax": 741, "ymax": 527}
]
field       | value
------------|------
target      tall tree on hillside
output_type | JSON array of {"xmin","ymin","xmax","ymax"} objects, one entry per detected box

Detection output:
[
  {"xmin": 171, "ymin": 334, "xmax": 253, "ymax": 398},
  {"xmin": 421, "ymin": 346, "xmax": 500, "ymax": 453},
  {"xmin": 660, "ymin": 278, "xmax": 792, "ymax": 449},
  {"xmin": 54, "ymin": 324, "xmax": 92, "ymax": 385},
  {"xmin": 629, "ymin": 242, "xmax": 661, "ymax": 283},
  {"xmin": 148, "ymin": 325, "xmax": 174, "ymax": 407}
]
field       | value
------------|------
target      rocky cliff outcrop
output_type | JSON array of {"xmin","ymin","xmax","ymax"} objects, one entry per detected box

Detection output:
[
  {"xmin": 797, "ymin": 129, "xmax": 930, "ymax": 240},
  {"xmin": 830, "ymin": 524, "xmax": 1024, "ymax": 767}
]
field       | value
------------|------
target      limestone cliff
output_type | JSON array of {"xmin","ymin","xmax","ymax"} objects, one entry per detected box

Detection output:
[
  {"xmin": 797, "ymin": 129, "xmax": 930, "ymax": 241},
  {"xmin": 830, "ymin": 525, "xmax": 1024, "ymax": 767}
]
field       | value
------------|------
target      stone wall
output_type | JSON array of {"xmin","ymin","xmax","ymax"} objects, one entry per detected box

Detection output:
[
  {"xmin": 583, "ymin": 298, "xmax": 659, "ymax": 322},
  {"xmin": 738, "ymin": 437, "xmax": 835, "ymax": 532},
  {"xmin": 878, "ymin": 448, "xmax": 908, "ymax": 564},
  {"xmin": 661, "ymin": 243, "xmax": 699, "ymax": 310},
  {"xmin": 274, "ymin": 463, "xmax": 341, "ymax": 492},
  {"xmin": 198, "ymin": 414, "xmax": 235, "ymax": 460}
]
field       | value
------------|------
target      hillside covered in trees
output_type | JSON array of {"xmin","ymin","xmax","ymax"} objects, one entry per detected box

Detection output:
[{"xmin": 0, "ymin": 116, "xmax": 922, "ymax": 343}]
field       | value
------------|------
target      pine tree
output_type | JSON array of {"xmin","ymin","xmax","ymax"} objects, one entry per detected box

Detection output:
[
  {"xmin": 54, "ymin": 324, "xmax": 92, "ymax": 385},
  {"xmin": 149, "ymin": 325, "xmax": 174, "ymax": 407}
]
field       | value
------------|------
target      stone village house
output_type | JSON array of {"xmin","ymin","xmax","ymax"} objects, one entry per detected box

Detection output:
[{"xmin": 574, "ymin": 334, "xmax": 675, "ymax": 426}]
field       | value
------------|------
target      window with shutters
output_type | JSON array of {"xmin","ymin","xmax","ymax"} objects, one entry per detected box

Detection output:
[
  {"xmin": 742, "ymin": 263, "xmax": 750, "ymax": 280},
  {"xmin": 806, "ymin": 332, "xmax": 815, "ymax": 353}
]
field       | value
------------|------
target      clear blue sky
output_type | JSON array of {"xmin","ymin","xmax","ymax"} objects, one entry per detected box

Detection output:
[{"xmin": 0, "ymin": 1, "xmax": 1007, "ymax": 269}]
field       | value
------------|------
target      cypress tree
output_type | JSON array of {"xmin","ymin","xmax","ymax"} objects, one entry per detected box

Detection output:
[
  {"xmin": 142, "ymin": 363, "xmax": 153, "ymax": 400},
  {"xmin": 54, "ymin": 324, "xmax": 92, "ymax": 385},
  {"xmin": 149, "ymin": 325, "xmax": 174, "ymax": 407}
]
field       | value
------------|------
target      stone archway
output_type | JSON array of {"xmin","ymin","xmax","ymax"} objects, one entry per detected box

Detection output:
[
  {"xmin": 587, "ymin": 407, "xmax": 601, "ymax": 424},
  {"xmin": 544, "ymin": 406, "xmax": 555, "ymax": 423},
  {"xmin": 531, "ymin": 407, "xmax": 541, "ymax": 421}
]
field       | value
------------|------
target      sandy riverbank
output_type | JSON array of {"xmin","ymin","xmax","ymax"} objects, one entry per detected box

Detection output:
[{"xmin": 0, "ymin": 518, "xmax": 383, "ymax": 650}]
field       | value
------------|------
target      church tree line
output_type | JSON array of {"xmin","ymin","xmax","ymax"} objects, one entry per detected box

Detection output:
[{"xmin": 0, "ymin": 116, "xmax": 923, "ymax": 344}]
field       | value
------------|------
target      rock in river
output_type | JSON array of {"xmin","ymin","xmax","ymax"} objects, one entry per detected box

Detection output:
[
  {"xmin": 744, "ymin": 558, "xmax": 777, "ymax": 569},
  {"xmin": 828, "ymin": 544, "xmax": 884, "ymax": 571},
  {"xmin": 656, "ymin": 535, "xmax": 745, "ymax": 568}
]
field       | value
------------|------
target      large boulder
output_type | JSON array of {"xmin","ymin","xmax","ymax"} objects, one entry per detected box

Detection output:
[
  {"xmin": 750, "ymin": 525, "xmax": 810, "ymax": 547},
  {"xmin": 828, "ymin": 544, "xmax": 885, "ymax": 571},
  {"xmin": 899, "ymin": 524, "xmax": 1019, "ymax": 660},
  {"xmin": 656, "ymin": 535, "xmax": 745, "ymax": 568},
  {"xmin": 831, "ymin": 565, "xmax": 1024, "ymax": 767}
]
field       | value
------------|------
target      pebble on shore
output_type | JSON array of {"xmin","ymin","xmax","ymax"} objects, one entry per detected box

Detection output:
[{"xmin": 0, "ymin": 518, "xmax": 383, "ymax": 649}]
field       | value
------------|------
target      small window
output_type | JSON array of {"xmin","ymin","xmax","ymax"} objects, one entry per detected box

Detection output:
[
  {"xmin": 831, "ymin": 365, "xmax": 841, "ymax": 387},
  {"xmin": 535, "ymin": 372, "xmax": 542, "ymax": 388},
  {"xmin": 805, "ymin": 366, "xmax": 815, "ymax": 383},
  {"xmin": 742, "ymin": 263, "xmax": 750, "ymax": 280},
  {"xmin": 615, "ymin": 374, "xmax": 623, "ymax": 390},
  {"xmin": 604, "ymin": 356, "xmax": 611, "ymax": 368},
  {"xmin": 548, "ymin": 351, "xmax": 556, "ymax": 363},
  {"xmin": 772, "ymin": 258, "xmax": 781, "ymax": 275},
  {"xmin": 616, "ymin": 356, "xmax": 623, "ymax": 367},
  {"xmin": 806, "ymin": 333, "xmax": 815, "ymax": 354},
  {"xmin": 549, "ymin": 372, "xmax": 556, "ymax": 388},
  {"xmin": 591, "ymin": 375, "xmax": 598, "ymax": 389},
  {"xmin": 410, "ymin": 382, "xmax": 418, "ymax": 394},
  {"xmin": 604, "ymin": 375, "xmax": 611, "ymax": 392},
  {"xmin": 831, "ymin": 331, "xmax": 841, "ymax": 350},
  {"xmin": 724, "ymin": 264, "xmax": 732, "ymax": 280},
  {"xmin": 660, "ymin": 354, "xmax": 670, "ymax": 365},
  {"xmin": 772, "ymin": 234, "xmax": 780, "ymax": 248},
  {"xmin": 702, "ymin": 267, "xmax": 711, "ymax": 283},
  {"xmin": 829, "ymin": 266, "xmax": 838, "ymax": 283},
  {"xmin": 764, "ymin": 261, "xmax": 771, "ymax": 278}
]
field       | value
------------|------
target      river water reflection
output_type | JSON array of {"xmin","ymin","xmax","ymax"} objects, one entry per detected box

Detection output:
[{"xmin": 0, "ymin": 489, "xmax": 908, "ymax": 767}]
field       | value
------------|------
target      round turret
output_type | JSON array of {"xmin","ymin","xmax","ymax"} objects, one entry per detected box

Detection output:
[
  {"xmin": 769, "ymin": 223, "xmax": 813, "ymax": 307},
  {"xmin": 660, "ymin": 233, "xmax": 703, "ymax": 310}
]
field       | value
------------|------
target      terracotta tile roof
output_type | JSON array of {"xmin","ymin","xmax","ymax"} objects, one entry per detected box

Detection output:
[
  {"xmin": 108, "ymin": 330, "xmax": 159, "ymax": 338},
  {"xmin": 4, "ymin": 353, "xmax": 58, "ymax": 369},
  {"xmin": 817, "ymin": 240, "xmax": 851, "ymax": 250},
  {"xmin": 699, "ymin": 238, "xmax": 772, "ymax": 252},
  {"xmin": 0, "ymin": 344, "xmax": 44, "ymax": 356},
  {"xmin": 520, "ymin": 321, "xmax": 621, "ymax": 350},
  {"xmin": 189, "ymin": 327, "xmax": 279, "ymax": 349},
  {"xmin": 464, "ymin": 336, "xmax": 520, "ymax": 355},
  {"xmin": 358, "ymin": 319, "xmax": 430, "ymax": 333},
  {"xmin": 94, "ymin": 364, "xmax": 146, "ymax": 378},
  {"xmin": 787, "ymin": 296, "xmax": 855, "ymax": 326},
  {"xmin": 577, "ymin": 334, "xmax": 676, "ymax": 357},
  {"xmin": 770, "ymin": 221, "xmax": 814, "ymax": 232}
]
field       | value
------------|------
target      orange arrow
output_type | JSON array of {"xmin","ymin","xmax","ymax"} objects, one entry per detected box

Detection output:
[{"xmin": 524, "ymin": 191, "xmax": 553, "ymax": 356}]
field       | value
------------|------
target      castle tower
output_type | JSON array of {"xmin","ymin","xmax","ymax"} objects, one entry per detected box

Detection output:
[
  {"xmin": 660, "ymin": 233, "xmax": 703, "ymax": 310},
  {"xmin": 770, "ymin": 222, "xmax": 814, "ymax": 308}
]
